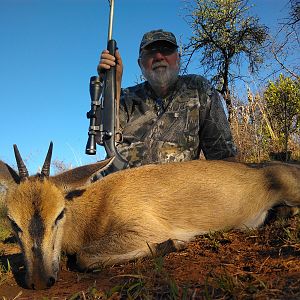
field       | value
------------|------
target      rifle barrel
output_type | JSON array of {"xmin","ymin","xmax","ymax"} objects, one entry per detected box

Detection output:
[{"xmin": 107, "ymin": 0, "xmax": 115, "ymax": 41}]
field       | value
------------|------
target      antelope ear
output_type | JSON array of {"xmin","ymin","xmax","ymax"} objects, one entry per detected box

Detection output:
[
  {"xmin": 0, "ymin": 160, "xmax": 19, "ymax": 200},
  {"xmin": 50, "ymin": 157, "xmax": 115, "ymax": 192}
]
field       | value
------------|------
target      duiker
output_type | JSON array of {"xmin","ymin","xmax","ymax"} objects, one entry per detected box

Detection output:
[{"xmin": 1, "ymin": 142, "xmax": 299, "ymax": 290}]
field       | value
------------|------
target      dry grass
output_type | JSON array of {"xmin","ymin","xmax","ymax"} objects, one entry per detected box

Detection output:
[{"xmin": 230, "ymin": 90, "xmax": 300, "ymax": 163}]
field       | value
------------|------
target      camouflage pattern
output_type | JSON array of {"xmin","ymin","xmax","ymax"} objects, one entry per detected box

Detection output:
[
  {"xmin": 116, "ymin": 74, "xmax": 237, "ymax": 168},
  {"xmin": 139, "ymin": 29, "xmax": 178, "ymax": 52}
]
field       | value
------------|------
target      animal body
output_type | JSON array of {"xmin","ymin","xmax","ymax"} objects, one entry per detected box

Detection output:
[{"xmin": 1, "ymin": 142, "xmax": 299, "ymax": 290}]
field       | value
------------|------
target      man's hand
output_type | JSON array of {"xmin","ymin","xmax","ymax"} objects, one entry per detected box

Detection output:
[{"xmin": 97, "ymin": 49, "xmax": 123, "ymax": 84}]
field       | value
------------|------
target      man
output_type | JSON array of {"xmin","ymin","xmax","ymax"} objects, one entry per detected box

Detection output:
[{"xmin": 98, "ymin": 29, "xmax": 237, "ymax": 168}]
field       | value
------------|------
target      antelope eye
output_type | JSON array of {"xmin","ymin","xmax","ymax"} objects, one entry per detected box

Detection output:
[
  {"xmin": 55, "ymin": 209, "xmax": 65, "ymax": 225},
  {"xmin": 8, "ymin": 217, "xmax": 22, "ymax": 233}
]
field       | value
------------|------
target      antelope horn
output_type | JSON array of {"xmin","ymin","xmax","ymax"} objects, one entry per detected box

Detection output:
[
  {"xmin": 41, "ymin": 142, "xmax": 53, "ymax": 178},
  {"xmin": 13, "ymin": 144, "xmax": 29, "ymax": 181}
]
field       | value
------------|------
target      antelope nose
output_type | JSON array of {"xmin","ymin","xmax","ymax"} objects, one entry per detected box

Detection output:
[
  {"xmin": 47, "ymin": 276, "xmax": 56, "ymax": 287},
  {"xmin": 30, "ymin": 277, "xmax": 55, "ymax": 290}
]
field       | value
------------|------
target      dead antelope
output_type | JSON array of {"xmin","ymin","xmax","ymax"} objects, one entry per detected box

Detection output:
[{"xmin": 1, "ymin": 142, "xmax": 299, "ymax": 290}]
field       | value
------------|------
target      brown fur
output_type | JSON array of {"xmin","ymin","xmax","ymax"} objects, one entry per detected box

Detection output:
[{"xmin": 1, "ymin": 157, "xmax": 299, "ymax": 290}]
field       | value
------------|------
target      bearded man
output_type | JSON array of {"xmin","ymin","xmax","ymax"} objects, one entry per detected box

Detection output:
[{"xmin": 98, "ymin": 29, "xmax": 237, "ymax": 168}]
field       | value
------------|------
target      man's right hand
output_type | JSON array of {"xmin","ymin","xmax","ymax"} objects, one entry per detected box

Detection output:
[{"xmin": 97, "ymin": 49, "xmax": 123, "ymax": 85}]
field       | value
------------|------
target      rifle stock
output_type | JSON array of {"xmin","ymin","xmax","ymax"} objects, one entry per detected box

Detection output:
[{"xmin": 100, "ymin": 38, "xmax": 128, "ymax": 172}]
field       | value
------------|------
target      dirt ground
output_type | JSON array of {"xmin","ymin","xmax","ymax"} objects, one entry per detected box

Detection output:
[{"xmin": 0, "ymin": 214, "xmax": 300, "ymax": 300}]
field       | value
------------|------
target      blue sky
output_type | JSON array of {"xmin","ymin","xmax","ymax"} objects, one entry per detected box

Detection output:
[{"xmin": 0, "ymin": 0, "xmax": 292, "ymax": 173}]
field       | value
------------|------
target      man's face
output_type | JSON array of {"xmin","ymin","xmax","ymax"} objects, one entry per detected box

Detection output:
[{"xmin": 138, "ymin": 41, "xmax": 180, "ymax": 93}]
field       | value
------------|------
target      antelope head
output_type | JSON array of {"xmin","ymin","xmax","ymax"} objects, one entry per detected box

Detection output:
[{"xmin": 3, "ymin": 142, "xmax": 113, "ymax": 289}]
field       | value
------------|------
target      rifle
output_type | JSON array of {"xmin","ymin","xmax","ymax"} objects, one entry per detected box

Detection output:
[{"xmin": 85, "ymin": 0, "xmax": 128, "ymax": 174}]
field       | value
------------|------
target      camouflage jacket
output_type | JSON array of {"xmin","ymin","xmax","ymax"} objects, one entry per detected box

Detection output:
[{"xmin": 116, "ymin": 74, "xmax": 237, "ymax": 168}]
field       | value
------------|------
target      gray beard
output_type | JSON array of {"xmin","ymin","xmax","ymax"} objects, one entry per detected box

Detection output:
[{"xmin": 141, "ymin": 63, "xmax": 179, "ymax": 97}]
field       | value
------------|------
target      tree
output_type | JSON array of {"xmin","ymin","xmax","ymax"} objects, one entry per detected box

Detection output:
[
  {"xmin": 184, "ymin": 0, "xmax": 268, "ymax": 118},
  {"xmin": 270, "ymin": 0, "xmax": 300, "ymax": 79},
  {"xmin": 288, "ymin": 0, "xmax": 300, "ymax": 29},
  {"xmin": 264, "ymin": 74, "xmax": 300, "ymax": 159}
]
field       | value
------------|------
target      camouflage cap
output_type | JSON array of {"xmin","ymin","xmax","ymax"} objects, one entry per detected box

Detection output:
[{"xmin": 139, "ymin": 29, "xmax": 178, "ymax": 52}]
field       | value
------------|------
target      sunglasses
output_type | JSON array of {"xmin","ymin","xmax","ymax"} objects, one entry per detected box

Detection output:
[{"xmin": 140, "ymin": 45, "xmax": 178, "ymax": 58}]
